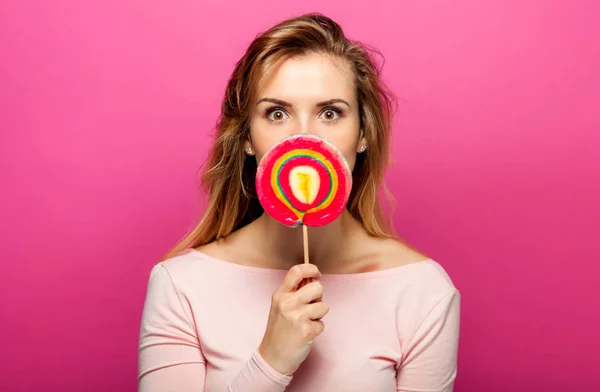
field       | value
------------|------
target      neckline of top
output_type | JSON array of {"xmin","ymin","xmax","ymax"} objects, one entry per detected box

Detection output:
[{"xmin": 184, "ymin": 248, "xmax": 435, "ymax": 281}]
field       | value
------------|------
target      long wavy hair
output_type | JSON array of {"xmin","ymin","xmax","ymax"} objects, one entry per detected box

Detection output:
[{"xmin": 161, "ymin": 13, "xmax": 398, "ymax": 261}]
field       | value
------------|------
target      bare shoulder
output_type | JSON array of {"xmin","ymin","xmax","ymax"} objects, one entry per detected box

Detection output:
[
  {"xmin": 379, "ymin": 237, "xmax": 430, "ymax": 266},
  {"xmin": 377, "ymin": 238, "xmax": 458, "ymax": 292},
  {"xmin": 346, "ymin": 236, "xmax": 430, "ymax": 274},
  {"xmin": 193, "ymin": 223, "xmax": 259, "ymax": 267},
  {"xmin": 194, "ymin": 239, "xmax": 227, "ymax": 259},
  {"xmin": 193, "ymin": 238, "xmax": 243, "ymax": 265}
]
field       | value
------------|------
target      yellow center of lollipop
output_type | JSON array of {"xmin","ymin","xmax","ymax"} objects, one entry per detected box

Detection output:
[{"xmin": 290, "ymin": 166, "xmax": 320, "ymax": 205}]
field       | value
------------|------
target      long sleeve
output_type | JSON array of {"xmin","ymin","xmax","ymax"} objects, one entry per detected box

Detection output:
[
  {"xmin": 396, "ymin": 290, "xmax": 461, "ymax": 392},
  {"xmin": 138, "ymin": 263, "xmax": 292, "ymax": 392}
]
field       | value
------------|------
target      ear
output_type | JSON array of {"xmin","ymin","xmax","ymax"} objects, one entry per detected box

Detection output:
[
  {"xmin": 243, "ymin": 139, "xmax": 255, "ymax": 156},
  {"xmin": 357, "ymin": 132, "xmax": 367, "ymax": 153}
]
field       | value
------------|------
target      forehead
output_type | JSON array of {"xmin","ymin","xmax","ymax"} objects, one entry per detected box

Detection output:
[{"xmin": 254, "ymin": 53, "xmax": 355, "ymax": 102}]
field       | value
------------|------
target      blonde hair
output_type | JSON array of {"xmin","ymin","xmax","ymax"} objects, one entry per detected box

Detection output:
[{"xmin": 161, "ymin": 13, "xmax": 398, "ymax": 261}]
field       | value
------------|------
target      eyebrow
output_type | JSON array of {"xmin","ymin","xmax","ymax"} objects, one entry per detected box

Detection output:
[{"xmin": 256, "ymin": 98, "xmax": 351, "ymax": 108}]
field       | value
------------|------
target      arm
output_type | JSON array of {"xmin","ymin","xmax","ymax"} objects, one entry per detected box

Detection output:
[
  {"xmin": 396, "ymin": 290, "xmax": 461, "ymax": 392},
  {"xmin": 138, "ymin": 264, "xmax": 292, "ymax": 392}
]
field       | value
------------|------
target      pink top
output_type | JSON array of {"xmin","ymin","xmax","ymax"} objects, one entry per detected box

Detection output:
[{"xmin": 138, "ymin": 248, "xmax": 460, "ymax": 392}]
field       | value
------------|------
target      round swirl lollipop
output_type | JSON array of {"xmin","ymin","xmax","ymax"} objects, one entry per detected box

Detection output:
[{"xmin": 256, "ymin": 134, "xmax": 353, "ymax": 228}]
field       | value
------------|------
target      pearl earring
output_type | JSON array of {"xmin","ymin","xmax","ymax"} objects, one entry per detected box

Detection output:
[
  {"xmin": 359, "ymin": 145, "xmax": 367, "ymax": 152},
  {"xmin": 246, "ymin": 147, "xmax": 253, "ymax": 155}
]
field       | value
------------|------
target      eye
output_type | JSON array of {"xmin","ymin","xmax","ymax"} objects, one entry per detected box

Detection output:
[
  {"xmin": 319, "ymin": 107, "xmax": 342, "ymax": 122},
  {"xmin": 266, "ymin": 108, "xmax": 289, "ymax": 122}
]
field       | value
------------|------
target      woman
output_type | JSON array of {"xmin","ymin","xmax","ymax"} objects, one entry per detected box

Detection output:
[{"xmin": 138, "ymin": 13, "xmax": 460, "ymax": 392}]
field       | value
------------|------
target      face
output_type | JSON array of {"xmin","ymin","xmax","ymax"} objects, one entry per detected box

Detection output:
[{"xmin": 246, "ymin": 52, "xmax": 366, "ymax": 170}]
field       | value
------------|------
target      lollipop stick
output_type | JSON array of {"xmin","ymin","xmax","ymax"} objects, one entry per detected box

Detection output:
[
  {"xmin": 303, "ymin": 224, "xmax": 309, "ymax": 264},
  {"xmin": 297, "ymin": 225, "xmax": 312, "ymax": 290}
]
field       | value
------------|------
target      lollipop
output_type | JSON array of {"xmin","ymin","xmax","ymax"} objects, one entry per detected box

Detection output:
[{"xmin": 256, "ymin": 134, "xmax": 353, "ymax": 264}]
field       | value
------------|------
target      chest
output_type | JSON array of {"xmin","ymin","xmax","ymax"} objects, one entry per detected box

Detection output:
[
  {"xmin": 197, "ymin": 286, "xmax": 402, "ymax": 391},
  {"xmin": 203, "ymin": 332, "xmax": 399, "ymax": 392}
]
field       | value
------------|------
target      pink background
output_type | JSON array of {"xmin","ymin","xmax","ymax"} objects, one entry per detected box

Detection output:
[{"xmin": 1, "ymin": 1, "xmax": 598, "ymax": 391}]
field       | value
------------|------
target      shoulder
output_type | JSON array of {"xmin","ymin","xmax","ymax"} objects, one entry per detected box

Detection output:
[
  {"xmin": 382, "ymin": 241, "xmax": 460, "ymax": 333},
  {"xmin": 376, "ymin": 242, "xmax": 460, "ymax": 344},
  {"xmin": 372, "ymin": 237, "xmax": 459, "ymax": 298},
  {"xmin": 149, "ymin": 244, "xmax": 274, "ymax": 294},
  {"xmin": 156, "ymin": 248, "xmax": 205, "ymax": 278},
  {"xmin": 377, "ymin": 237, "xmax": 431, "ymax": 268},
  {"xmin": 145, "ymin": 248, "xmax": 218, "ymax": 298},
  {"xmin": 360, "ymin": 237, "xmax": 436, "ymax": 272},
  {"xmin": 345, "ymin": 236, "xmax": 458, "ymax": 298}
]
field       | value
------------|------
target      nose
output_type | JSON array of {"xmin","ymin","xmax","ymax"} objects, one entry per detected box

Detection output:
[
  {"xmin": 290, "ymin": 118, "xmax": 313, "ymax": 137},
  {"xmin": 292, "ymin": 123, "xmax": 310, "ymax": 135}
]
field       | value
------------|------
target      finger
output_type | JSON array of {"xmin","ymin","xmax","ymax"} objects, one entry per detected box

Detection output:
[
  {"xmin": 294, "ymin": 280, "xmax": 324, "ymax": 305},
  {"xmin": 280, "ymin": 264, "xmax": 321, "ymax": 293},
  {"xmin": 311, "ymin": 320, "xmax": 325, "ymax": 336},
  {"xmin": 297, "ymin": 277, "xmax": 313, "ymax": 290},
  {"xmin": 304, "ymin": 301, "xmax": 329, "ymax": 321}
]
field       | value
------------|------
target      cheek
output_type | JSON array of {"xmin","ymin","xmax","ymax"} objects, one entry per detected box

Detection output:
[
  {"xmin": 343, "ymin": 150, "xmax": 358, "ymax": 172},
  {"xmin": 327, "ymin": 138, "xmax": 358, "ymax": 171},
  {"xmin": 249, "ymin": 128, "xmax": 279, "ymax": 160}
]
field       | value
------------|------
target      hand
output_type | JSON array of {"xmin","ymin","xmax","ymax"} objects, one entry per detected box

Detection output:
[{"xmin": 258, "ymin": 263, "xmax": 328, "ymax": 375}]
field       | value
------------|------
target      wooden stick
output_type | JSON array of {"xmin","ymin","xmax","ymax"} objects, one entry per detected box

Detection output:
[{"xmin": 303, "ymin": 224, "xmax": 309, "ymax": 264}]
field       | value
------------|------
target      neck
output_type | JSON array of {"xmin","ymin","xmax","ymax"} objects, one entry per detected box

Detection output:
[{"xmin": 249, "ymin": 210, "xmax": 360, "ymax": 270}]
